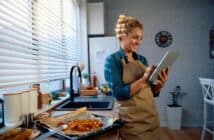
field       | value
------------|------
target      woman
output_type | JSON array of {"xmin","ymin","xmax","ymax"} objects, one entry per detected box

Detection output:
[{"xmin": 104, "ymin": 15, "xmax": 169, "ymax": 140}]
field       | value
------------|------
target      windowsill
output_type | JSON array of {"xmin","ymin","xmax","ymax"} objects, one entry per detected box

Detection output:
[
  {"xmin": 0, "ymin": 94, "xmax": 69, "ymax": 134},
  {"xmin": 35, "ymin": 94, "xmax": 70, "ymax": 115}
]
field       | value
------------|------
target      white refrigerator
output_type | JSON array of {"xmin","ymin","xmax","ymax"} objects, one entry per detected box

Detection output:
[{"xmin": 89, "ymin": 36, "xmax": 119, "ymax": 85}]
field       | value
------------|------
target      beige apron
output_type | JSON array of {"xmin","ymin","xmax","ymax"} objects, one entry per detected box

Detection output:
[{"xmin": 117, "ymin": 59, "xmax": 161, "ymax": 140}]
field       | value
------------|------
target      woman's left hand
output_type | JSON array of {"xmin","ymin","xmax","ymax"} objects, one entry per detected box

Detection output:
[{"xmin": 152, "ymin": 67, "xmax": 169, "ymax": 94}]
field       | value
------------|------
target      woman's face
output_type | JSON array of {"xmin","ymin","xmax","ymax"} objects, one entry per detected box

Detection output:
[{"xmin": 121, "ymin": 27, "xmax": 143, "ymax": 53}]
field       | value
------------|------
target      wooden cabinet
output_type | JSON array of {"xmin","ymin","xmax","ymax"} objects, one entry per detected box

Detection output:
[{"xmin": 87, "ymin": 2, "xmax": 105, "ymax": 35}]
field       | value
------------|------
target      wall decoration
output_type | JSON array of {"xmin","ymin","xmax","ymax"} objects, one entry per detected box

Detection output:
[
  {"xmin": 210, "ymin": 29, "xmax": 214, "ymax": 58},
  {"xmin": 155, "ymin": 31, "xmax": 173, "ymax": 48}
]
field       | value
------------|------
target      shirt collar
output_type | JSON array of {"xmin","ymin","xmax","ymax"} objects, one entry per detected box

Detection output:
[{"xmin": 118, "ymin": 48, "xmax": 139, "ymax": 61}]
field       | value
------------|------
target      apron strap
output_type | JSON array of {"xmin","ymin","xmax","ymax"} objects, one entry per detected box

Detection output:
[{"xmin": 121, "ymin": 58, "xmax": 127, "ymax": 65}]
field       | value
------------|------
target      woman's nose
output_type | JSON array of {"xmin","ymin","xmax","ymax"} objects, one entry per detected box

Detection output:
[{"xmin": 135, "ymin": 41, "xmax": 140, "ymax": 46}]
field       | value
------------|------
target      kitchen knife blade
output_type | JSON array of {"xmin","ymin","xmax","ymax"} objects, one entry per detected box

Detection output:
[{"xmin": 33, "ymin": 124, "xmax": 67, "ymax": 140}]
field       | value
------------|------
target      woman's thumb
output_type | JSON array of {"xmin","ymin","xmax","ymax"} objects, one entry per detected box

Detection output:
[{"xmin": 142, "ymin": 67, "xmax": 152, "ymax": 82}]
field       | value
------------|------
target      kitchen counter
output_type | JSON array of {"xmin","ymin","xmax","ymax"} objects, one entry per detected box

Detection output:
[
  {"xmin": 0, "ymin": 94, "xmax": 70, "ymax": 134},
  {"xmin": 46, "ymin": 110, "xmax": 119, "ymax": 140},
  {"xmin": 0, "ymin": 93, "xmax": 120, "ymax": 140}
]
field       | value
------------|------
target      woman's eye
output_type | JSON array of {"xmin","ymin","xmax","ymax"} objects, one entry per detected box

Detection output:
[{"xmin": 132, "ymin": 35, "xmax": 142, "ymax": 40}]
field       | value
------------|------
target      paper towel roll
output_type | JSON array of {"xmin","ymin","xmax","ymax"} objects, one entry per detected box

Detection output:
[
  {"xmin": 29, "ymin": 89, "xmax": 38, "ymax": 113},
  {"xmin": 3, "ymin": 92, "xmax": 22, "ymax": 123}
]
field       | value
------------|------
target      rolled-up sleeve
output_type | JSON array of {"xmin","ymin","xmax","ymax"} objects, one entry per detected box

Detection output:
[{"xmin": 104, "ymin": 55, "xmax": 131, "ymax": 100}]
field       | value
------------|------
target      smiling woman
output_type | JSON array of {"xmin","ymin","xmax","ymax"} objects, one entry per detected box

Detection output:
[{"xmin": 104, "ymin": 15, "xmax": 169, "ymax": 140}]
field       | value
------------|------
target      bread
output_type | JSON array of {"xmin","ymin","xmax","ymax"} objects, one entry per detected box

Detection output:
[
  {"xmin": 0, "ymin": 128, "xmax": 22, "ymax": 140},
  {"xmin": 0, "ymin": 128, "xmax": 32, "ymax": 140},
  {"xmin": 10, "ymin": 129, "xmax": 32, "ymax": 140},
  {"xmin": 39, "ymin": 107, "xmax": 88, "ymax": 128}
]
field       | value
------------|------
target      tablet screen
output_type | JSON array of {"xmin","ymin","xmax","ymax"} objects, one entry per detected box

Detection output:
[{"xmin": 149, "ymin": 51, "xmax": 180, "ymax": 82}]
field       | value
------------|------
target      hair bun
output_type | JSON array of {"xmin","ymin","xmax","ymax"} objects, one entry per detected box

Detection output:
[
  {"xmin": 115, "ymin": 14, "xmax": 143, "ymax": 41},
  {"xmin": 119, "ymin": 15, "xmax": 126, "ymax": 19}
]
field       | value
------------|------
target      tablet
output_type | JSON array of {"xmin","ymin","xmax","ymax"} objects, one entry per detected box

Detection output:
[{"xmin": 149, "ymin": 51, "xmax": 180, "ymax": 82}]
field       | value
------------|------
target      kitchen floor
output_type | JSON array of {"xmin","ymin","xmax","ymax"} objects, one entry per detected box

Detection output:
[{"xmin": 161, "ymin": 127, "xmax": 212, "ymax": 140}]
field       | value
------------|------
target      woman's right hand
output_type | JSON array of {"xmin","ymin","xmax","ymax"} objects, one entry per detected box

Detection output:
[
  {"xmin": 131, "ymin": 65, "xmax": 156, "ymax": 96},
  {"xmin": 141, "ymin": 65, "xmax": 156, "ymax": 83}
]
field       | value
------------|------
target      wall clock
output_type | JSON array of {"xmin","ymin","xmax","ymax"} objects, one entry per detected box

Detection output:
[{"xmin": 155, "ymin": 31, "xmax": 172, "ymax": 48}]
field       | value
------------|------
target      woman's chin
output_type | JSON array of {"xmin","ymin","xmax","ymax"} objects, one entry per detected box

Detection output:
[{"xmin": 132, "ymin": 48, "xmax": 137, "ymax": 52}]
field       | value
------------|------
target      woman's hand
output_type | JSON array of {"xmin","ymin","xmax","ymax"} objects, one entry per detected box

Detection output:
[
  {"xmin": 130, "ymin": 66, "xmax": 154, "ymax": 96},
  {"xmin": 152, "ymin": 67, "xmax": 169, "ymax": 94},
  {"xmin": 141, "ymin": 65, "xmax": 156, "ymax": 83}
]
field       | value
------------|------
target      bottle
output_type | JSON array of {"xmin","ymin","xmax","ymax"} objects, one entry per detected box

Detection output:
[
  {"xmin": 33, "ymin": 84, "xmax": 42, "ymax": 109},
  {"xmin": 92, "ymin": 72, "xmax": 97, "ymax": 88}
]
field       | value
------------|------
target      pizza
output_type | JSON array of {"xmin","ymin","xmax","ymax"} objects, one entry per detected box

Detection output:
[
  {"xmin": 62, "ymin": 119, "xmax": 103, "ymax": 135},
  {"xmin": 38, "ymin": 107, "xmax": 103, "ymax": 135}
]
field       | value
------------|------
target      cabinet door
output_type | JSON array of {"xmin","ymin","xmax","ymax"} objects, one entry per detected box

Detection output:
[{"xmin": 88, "ymin": 2, "xmax": 104, "ymax": 35}]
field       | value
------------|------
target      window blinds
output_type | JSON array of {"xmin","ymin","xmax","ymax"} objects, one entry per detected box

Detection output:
[
  {"xmin": 0, "ymin": 0, "xmax": 38, "ymax": 87},
  {"xmin": 35, "ymin": 0, "xmax": 65, "ymax": 81},
  {"xmin": 0, "ymin": 0, "xmax": 80, "ymax": 88},
  {"xmin": 62, "ymin": 0, "xmax": 81, "ymax": 76}
]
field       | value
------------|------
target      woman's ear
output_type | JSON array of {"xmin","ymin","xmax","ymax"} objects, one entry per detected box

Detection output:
[{"xmin": 120, "ymin": 34, "xmax": 126, "ymax": 41}]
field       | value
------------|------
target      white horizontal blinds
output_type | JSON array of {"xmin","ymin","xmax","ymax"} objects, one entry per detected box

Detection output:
[
  {"xmin": 62, "ymin": 0, "xmax": 81, "ymax": 76},
  {"xmin": 0, "ymin": 0, "xmax": 39, "ymax": 88},
  {"xmin": 35, "ymin": 0, "xmax": 66, "ymax": 81},
  {"xmin": 0, "ymin": 0, "xmax": 80, "ymax": 88}
]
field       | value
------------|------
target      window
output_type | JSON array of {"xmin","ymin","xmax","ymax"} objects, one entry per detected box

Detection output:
[
  {"xmin": 0, "ymin": 0, "xmax": 80, "ymax": 89},
  {"xmin": 62, "ymin": 0, "xmax": 81, "ymax": 78}
]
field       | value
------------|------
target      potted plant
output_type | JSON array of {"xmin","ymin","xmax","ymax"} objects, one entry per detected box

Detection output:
[{"xmin": 166, "ymin": 85, "xmax": 187, "ymax": 130}]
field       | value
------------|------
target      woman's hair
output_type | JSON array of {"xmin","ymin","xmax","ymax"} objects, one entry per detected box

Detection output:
[{"xmin": 115, "ymin": 15, "xmax": 143, "ymax": 41}]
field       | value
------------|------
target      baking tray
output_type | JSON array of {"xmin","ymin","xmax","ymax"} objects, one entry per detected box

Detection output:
[{"xmin": 34, "ymin": 114, "xmax": 125, "ymax": 140}]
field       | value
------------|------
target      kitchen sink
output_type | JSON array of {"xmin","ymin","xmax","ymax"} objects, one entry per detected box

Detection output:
[{"xmin": 55, "ymin": 100, "xmax": 114, "ymax": 111}]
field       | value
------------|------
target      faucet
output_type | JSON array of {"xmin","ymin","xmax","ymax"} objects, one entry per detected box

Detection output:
[{"xmin": 70, "ymin": 65, "xmax": 82, "ymax": 102}]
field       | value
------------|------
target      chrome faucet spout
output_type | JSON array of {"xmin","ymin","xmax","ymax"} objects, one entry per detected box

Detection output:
[{"xmin": 70, "ymin": 65, "xmax": 82, "ymax": 101}]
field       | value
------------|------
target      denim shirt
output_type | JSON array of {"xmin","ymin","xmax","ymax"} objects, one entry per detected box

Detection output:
[{"xmin": 104, "ymin": 48, "xmax": 149, "ymax": 101}]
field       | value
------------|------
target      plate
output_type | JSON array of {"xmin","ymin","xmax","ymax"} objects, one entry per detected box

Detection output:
[{"xmin": 35, "ymin": 115, "xmax": 125, "ymax": 140}]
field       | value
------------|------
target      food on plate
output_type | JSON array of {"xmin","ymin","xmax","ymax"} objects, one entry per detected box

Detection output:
[
  {"xmin": 39, "ymin": 107, "xmax": 88, "ymax": 127},
  {"xmin": 0, "ymin": 128, "xmax": 32, "ymax": 140},
  {"xmin": 38, "ymin": 107, "xmax": 104, "ymax": 135},
  {"xmin": 62, "ymin": 119, "xmax": 103, "ymax": 135}
]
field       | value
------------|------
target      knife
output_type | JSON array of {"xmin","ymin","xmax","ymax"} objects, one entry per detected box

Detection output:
[{"xmin": 33, "ymin": 124, "xmax": 67, "ymax": 140}]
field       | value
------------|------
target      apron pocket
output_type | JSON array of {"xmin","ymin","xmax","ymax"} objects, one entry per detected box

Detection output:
[{"xmin": 119, "ymin": 106, "xmax": 139, "ymax": 122}]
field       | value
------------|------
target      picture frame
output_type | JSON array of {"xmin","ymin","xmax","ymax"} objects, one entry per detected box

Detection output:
[{"xmin": 210, "ymin": 29, "xmax": 214, "ymax": 58}]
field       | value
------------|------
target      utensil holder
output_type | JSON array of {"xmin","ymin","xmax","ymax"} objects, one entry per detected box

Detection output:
[{"xmin": 23, "ymin": 113, "xmax": 34, "ymax": 128}]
